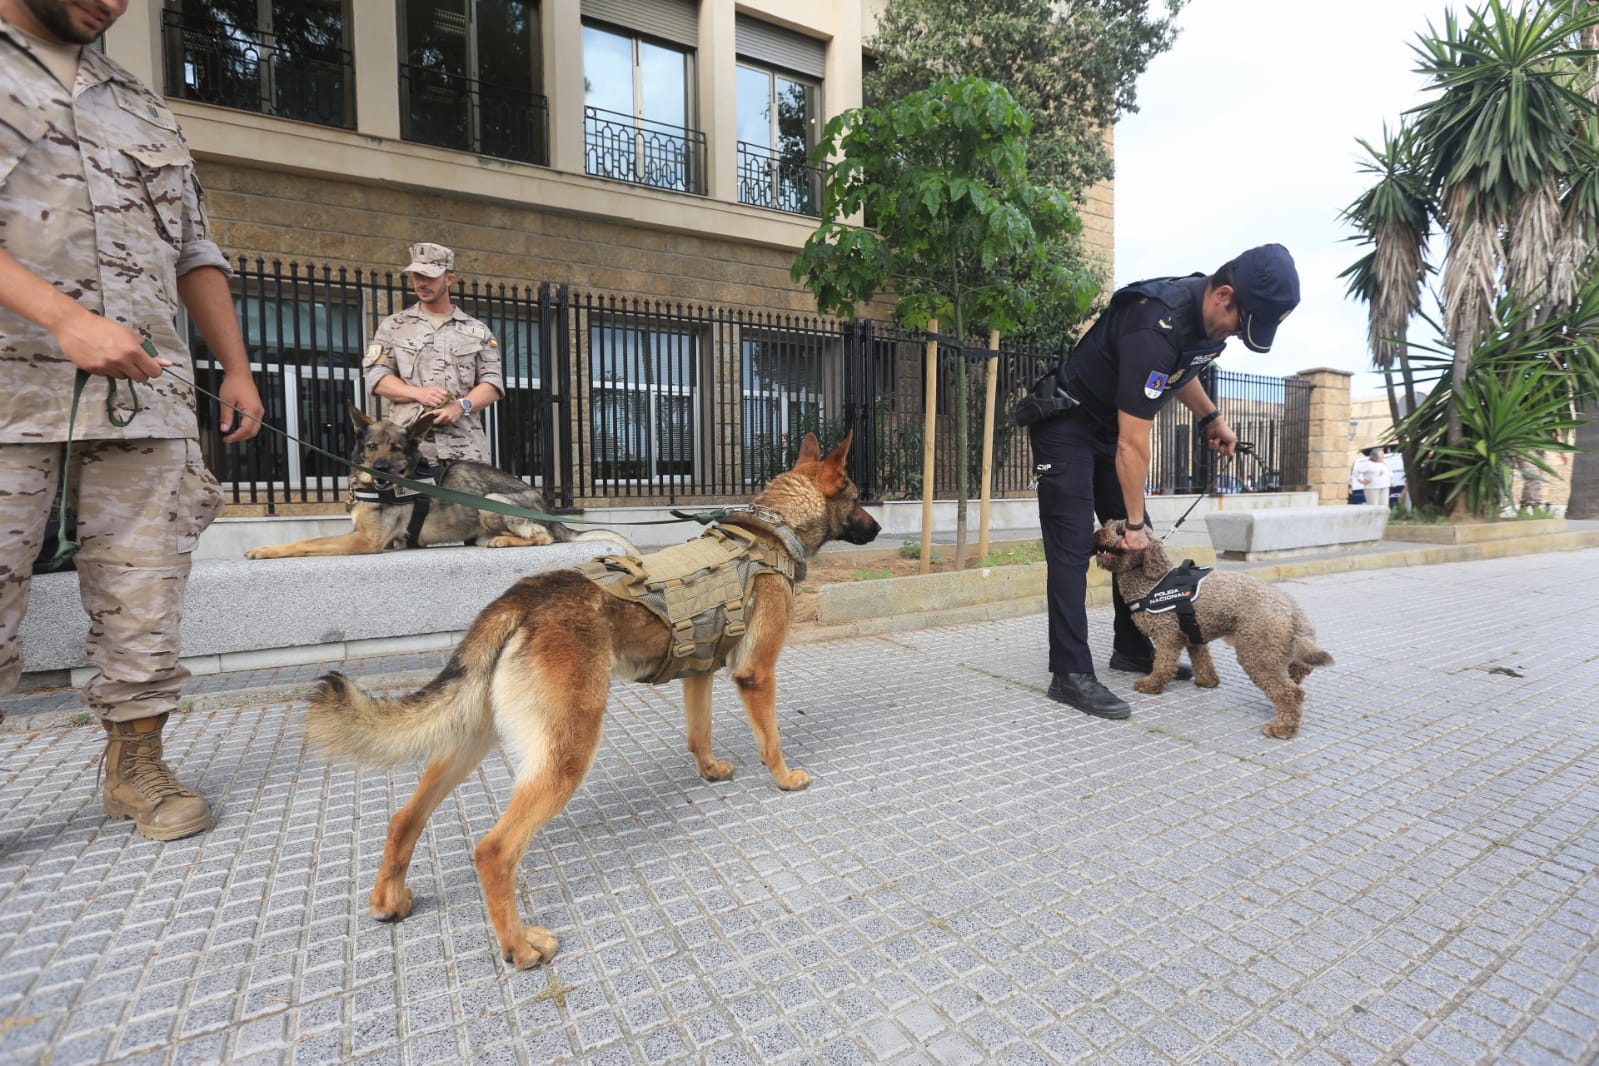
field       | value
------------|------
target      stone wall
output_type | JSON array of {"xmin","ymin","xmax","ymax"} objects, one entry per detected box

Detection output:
[
  {"xmin": 198, "ymin": 163, "xmax": 827, "ymax": 313},
  {"xmin": 1297, "ymin": 367, "xmax": 1354, "ymax": 505}
]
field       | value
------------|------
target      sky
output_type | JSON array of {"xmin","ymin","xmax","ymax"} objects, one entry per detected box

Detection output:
[{"xmin": 1114, "ymin": 0, "xmax": 1450, "ymax": 398}]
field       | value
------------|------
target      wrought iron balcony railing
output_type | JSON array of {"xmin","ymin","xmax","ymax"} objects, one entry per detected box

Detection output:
[
  {"xmin": 583, "ymin": 106, "xmax": 706, "ymax": 195},
  {"xmin": 161, "ymin": 8, "xmax": 353, "ymax": 129},
  {"xmin": 736, "ymin": 140, "xmax": 821, "ymax": 217},
  {"xmin": 400, "ymin": 64, "xmax": 549, "ymax": 167}
]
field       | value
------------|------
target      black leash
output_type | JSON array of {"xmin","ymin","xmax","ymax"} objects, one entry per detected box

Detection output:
[
  {"xmin": 1162, "ymin": 440, "xmax": 1263, "ymax": 538},
  {"xmin": 48, "ymin": 350, "xmax": 733, "ymax": 566}
]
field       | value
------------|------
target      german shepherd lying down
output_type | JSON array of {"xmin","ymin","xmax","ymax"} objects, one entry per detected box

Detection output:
[
  {"xmin": 245, "ymin": 406, "xmax": 633, "ymax": 558},
  {"xmin": 307, "ymin": 433, "xmax": 880, "ymax": 968}
]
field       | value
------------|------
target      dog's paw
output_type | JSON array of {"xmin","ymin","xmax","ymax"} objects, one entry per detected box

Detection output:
[
  {"xmin": 775, "ymin": 768, "xmax": 812, "ymax": 791},
  {"xmin": 244, "ymin": 546, "xmax": 277, "ymax": 560},
  {"xmin": 1261, "ymin": 721, "xmax": 1298, "ymax": 739},
  {"xmin": 1132, "ymin": 677, "xmax": 1165, "ymax": 695},
  {"xmin": 697, "ymin": 758, "xmax": 735, "ymax": 782},
  {"xmin": 369, "ymin": 886, "xmax": 414, "ymax": 922},
  {"xmin": 503, "ymin": 925, "xmax": 559, "ymax": 969},
  {"xmin": 1193, "ymin": 670, "xmax": 1221, "ymax": 688}
]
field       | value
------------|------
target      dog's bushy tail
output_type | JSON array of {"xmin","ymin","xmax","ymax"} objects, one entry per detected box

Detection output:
[
  {"xmin": 306, "ymin": 604, "xmax": 517, "ymax": 766},
  {"xmin": 1294, "ymin": 638, "xmax": 1334, "ymax": 668},
  {"xmin": 571, "ymin": 528, "xmax": 640, "ymax": 558}
]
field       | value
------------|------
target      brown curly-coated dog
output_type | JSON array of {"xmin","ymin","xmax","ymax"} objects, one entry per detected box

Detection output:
[{"xmin": 1093, "ymin": 521, "xmax": 1333, "ymax": 738}]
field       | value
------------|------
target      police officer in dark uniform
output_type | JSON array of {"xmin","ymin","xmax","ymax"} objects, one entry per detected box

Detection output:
[{"xmin": 1023, "ymin": 244, "xmax": 1301, "ymax": 720}]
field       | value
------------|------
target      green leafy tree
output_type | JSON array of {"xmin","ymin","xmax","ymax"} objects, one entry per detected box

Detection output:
[
  {"xmin": 792, "ymin": 76, "xmax": 1096, "ymax": 565},
  {"xmin": 1342, "ymin": 0, "xmax": 1599, "ymax": 517},
  {"xmin": 866, "ymin": 0, "xmax": 1184, "ymax": 197},
  {"xmin": 865, "ymin": 0, "xmax": 1185, "ymax": 351}
]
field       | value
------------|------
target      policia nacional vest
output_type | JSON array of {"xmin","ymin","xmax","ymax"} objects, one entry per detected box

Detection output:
[{"xmin": 1015, "ymin": 275, "xmax": 1225, "ymax": 426}]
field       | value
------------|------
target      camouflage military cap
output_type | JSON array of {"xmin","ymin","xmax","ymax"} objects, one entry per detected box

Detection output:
[{"xmin": 405, "ymin": 242, "xmax": 454, "ymax": 278}]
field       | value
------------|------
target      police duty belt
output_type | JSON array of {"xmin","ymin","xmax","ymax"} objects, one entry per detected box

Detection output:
[{"xmin": 1127, "ymin": 559, "xmax": 1213, "ymax": 645}]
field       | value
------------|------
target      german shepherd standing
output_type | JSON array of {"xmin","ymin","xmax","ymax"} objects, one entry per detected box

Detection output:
[
  {"xmin": 245, "ymin": 406, "xmax": 633, "ymax": 558},
  {"xmin": 306, "ymin": 433, "xmax": 879, "ymax": 968}
]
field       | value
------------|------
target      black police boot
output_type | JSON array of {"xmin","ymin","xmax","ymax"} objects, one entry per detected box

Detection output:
[
  {"xmin": 1047, "ymin": 672, "xmax": 1131, "ymax": 720},
  {"xmin": 1108, "ymin": 650, "xmax": 1193, "ymax": 682}
]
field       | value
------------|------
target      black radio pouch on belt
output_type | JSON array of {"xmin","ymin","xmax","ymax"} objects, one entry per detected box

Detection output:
[{"xmin": 1014, "ymin": 365, "xmax": 1080, "ymax": 427}]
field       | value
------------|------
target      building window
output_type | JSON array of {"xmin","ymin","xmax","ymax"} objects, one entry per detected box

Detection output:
[
  {"xmin": 582, "ymin": 22, "xmax": 704, "ymax": 194},
  {"xmin": 162, "ymin": 0, "xmax": 354, "ymax": 129},
  {"xmin": 589, "ymin": 323, "xmax": 698, "ymax": 483},
  {"xmin": 736, "ymin": 64, "xmax": 820, "ymax": 216},
  {"xmin": 400, "ymin": 0, "xmax": 548, "ymax": 166},
  {"xmin": 742, "ymin": 332, "xmax": 825, "ymax": 483}
]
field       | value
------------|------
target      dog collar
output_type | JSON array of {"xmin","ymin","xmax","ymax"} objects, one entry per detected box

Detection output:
[{"xmin": 717, "ymin": 505, "xmax": 809, "ymax": 579}]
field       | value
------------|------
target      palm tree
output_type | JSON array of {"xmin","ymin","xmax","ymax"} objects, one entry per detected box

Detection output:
[
  {"xmin": 1408, "ymin": 1, "xmax": 1598, "ymax": 442},
  {"xmin": 1340, "ymin": 123, "xmax": 1435, "ymax": 504},
  {"xmin": 1347, "ymin": 0, "xmax": 1599, "ymax": 514},
  {"xmin": 1565, "ymin": 6, "xmax": 1599, "ymax": 517}
]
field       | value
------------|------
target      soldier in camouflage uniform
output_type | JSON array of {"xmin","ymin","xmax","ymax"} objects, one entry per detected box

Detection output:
[
  {"xmin": 364, "ymin": 243, "xmax": 503, "ymax": 464},
  {"xmin": 0, "ymin": 0, "xmax": 265, "ymax": 841}
]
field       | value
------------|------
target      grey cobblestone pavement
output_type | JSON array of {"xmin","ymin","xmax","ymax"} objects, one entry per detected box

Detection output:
[{"xmin": 3, "ymin": 549, "xmax": 1598, "ymax": 1065}]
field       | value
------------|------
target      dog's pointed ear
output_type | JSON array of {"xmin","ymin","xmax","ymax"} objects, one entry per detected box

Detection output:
[
  {"xmin": 408, "ymin": 413, "xmax": 439, "ymax": 440},
  {"xmin": 823, "ymin": 431, "xmax": 854, "ymax": 468},
  {"xmin": 351, "ymin": 403, "xmax": 373, "ymax": 430},
  {"xmin": 796, "ymin": 433, "xmax": 822, "ymax": 464}
]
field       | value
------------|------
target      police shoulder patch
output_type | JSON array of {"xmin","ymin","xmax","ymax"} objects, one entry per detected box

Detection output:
[{"xmin": 1143, "ymin": 371, "xmax": 1169, "ymax": 400}]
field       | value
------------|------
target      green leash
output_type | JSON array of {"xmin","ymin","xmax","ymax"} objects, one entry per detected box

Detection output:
[
  {"xmin": 50, "ymin": 354, "xmax": 148, "ymax": 568},
  {"xmin": 49, "ymin": 344, "xmax": 735, "ymax": 570}
]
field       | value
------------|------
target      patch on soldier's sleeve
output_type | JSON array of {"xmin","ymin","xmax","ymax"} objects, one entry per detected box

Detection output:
[
  {"xmin": 111, "ymin": 83, "xmax": 179, "ymax": 132},
  {"xmin": 487, "ymin": 335, "xmax": 498, "ymax": 348},
  {"xmin": 363, "ymin": 342, "xmax": 386, "ymax": 368}
]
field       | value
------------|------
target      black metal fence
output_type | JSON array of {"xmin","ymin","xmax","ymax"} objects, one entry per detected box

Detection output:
[
  {"xmin": 161, "ymin": 7, "xmax": 353, "ymax": 130},
  {"xmin": 399, "ymin": 64, "xmax": 549, "ymax": 166},
  {"xmin": 735, "ymin": 141, "xmax": 822, "ymax": 217},
  {"xmin": 186, "ymin": 259, "xmax": 1310, "ymax": 513},
  {"xmin": 583, "ymin": 107, "xmax": 707, "ymax": 195}
]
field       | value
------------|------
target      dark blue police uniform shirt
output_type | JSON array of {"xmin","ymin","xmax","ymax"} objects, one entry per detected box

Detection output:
[{"xmin": 1069, "ymin": 276, "xmax": 1222, "ymax": 423}]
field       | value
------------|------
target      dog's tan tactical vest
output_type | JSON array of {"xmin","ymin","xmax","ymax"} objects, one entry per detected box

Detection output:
[{"xmin": 575, "ymin": 524, "xmax": 800, "ymax": 684}]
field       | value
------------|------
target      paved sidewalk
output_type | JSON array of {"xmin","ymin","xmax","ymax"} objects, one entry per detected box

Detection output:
[{"xmin": 3, "ymin": 549, "xmax": 1599, "ymax": 1064}]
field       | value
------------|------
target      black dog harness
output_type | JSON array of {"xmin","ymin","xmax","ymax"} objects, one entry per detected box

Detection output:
[
  {"xmin": 351, "ymin": 460, "xmax": 448, "ymax": 548},
  {"xmin": 1127, "ymin": 559, "xmax": 1213, "ymax": 645}
]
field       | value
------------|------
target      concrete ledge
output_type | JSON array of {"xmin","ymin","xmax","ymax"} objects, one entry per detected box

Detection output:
[
  {"xmin": 1205, "ymin": 506, "xmax": 1388, "ymax": 560},
  {"xmin": 19, "ymin": 542, "xmax": 624, "ymax": 683},
  {"xmin": 817, "ymin": 547, "xmax": 1220, "ymax": 625},
  {"xmin": 1383, "ymin": 517, "xmax": 1566, "ymax": 544}
]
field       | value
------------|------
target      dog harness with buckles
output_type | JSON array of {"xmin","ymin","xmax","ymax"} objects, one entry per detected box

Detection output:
[
  {"xmin": 1127, "ymin": 559, "xmax": 1213, "ymax": 645},
  {"xmin": 575, "ymin": 522, "xmax": 801, "ymax": 684},
  {"xmin": 351, "ymin": 461, "xmax": 448, "ymax": 548}
]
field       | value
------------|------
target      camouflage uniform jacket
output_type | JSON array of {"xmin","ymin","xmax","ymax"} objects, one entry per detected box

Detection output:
[
  {"xmin": 0, "ymin": 16, "xmax": 230, "ymax": 444},
  {"xmin": 363, "ymin": 304, "xmax": 503, "ymax": 462}
]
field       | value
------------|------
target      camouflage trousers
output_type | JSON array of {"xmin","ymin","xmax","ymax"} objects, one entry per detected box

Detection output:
[{"xmin": 0, "ymin": 439, "xmax": 222, "ymax": 723}]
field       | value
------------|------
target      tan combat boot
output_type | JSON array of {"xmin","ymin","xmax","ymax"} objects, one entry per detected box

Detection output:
[{"xmin": 102, "ymin": 713, "xmax": 214, "ymax": 840}]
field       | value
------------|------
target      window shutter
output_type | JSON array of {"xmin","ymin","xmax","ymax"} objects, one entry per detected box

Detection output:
[
  {"xmin": 735, "ymin": 15, "xmax": 826, "ymax": 79},
  {"xmin": 582, "ymin": 0, "xmax": 697, "ymax": 48}
]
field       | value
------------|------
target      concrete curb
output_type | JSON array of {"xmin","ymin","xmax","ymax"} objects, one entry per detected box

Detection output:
[{"xmin": 10, "ymin": 528, "xmax": 1598, "ymax": 730}]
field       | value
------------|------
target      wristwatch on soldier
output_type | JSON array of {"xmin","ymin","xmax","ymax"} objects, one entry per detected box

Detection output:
[{"xmin": 457, "ymin": 396, "xmax": 474, "ymax": 415}]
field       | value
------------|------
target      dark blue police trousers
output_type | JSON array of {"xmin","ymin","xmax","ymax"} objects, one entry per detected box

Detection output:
[{"xmin": 1029, "ymin": 408, "xmax": 1155, "ymax": 675}]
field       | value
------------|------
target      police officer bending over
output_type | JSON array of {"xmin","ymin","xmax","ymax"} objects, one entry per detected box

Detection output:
[{"xmin": 1021, "ymin": 244, "xmax": 1300, "ymax": 720}]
